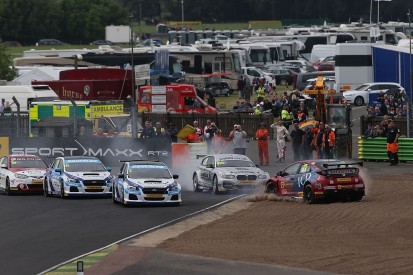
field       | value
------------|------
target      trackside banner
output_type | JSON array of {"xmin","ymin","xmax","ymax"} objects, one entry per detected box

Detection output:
[{"xmin": 8, "ymin": 137, "xmax": 172, "ymax": 167}]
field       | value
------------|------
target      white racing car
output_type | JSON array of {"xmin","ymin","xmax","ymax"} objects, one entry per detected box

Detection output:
[
  {"xmin": 0, "ymin": 155, "xmax": 48, "ymax": 195},
  {"xmin": 43, "ymin": 156, "xmax": 113, "ymax": 198},
  {"xmin": 193, "ymin": 154, "xmax": 270, "ymax": 194},
  {"xmin": 112, "ymin": 160, "xmax": 182, "ymax": 206}
]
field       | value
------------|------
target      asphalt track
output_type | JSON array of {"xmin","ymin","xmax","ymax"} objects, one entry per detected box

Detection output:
[{"xmin": 0, "ymin": 106, "xmax": 369, "ymax": 274}]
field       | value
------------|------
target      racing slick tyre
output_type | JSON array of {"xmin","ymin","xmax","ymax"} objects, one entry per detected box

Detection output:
[
  {"xmin": 349, "ymin": 192, "xmax": 364, "ymax": 202},
  {"xmin": 193, "ymin": 174, "xmax": 202, "ymax": 192},
  {"xmin": 304, "ymin": 184, "xmax": 316, "ymax": 204},
  {"xmin": 5, "ymin": 178, "xmax": 12, "ymax": 196},
  {"xmin": 212, "ymin": 176, "xmax": 221, "ymax": 195},
  {"xmin": 60, "ymin": 181, "xmax": 66, "ymax": 199},
  {"xmin": 112, "ymin": 188, "xmax": 119, "ymax": 204},
  {"xmin": 43, "ymin": 179, "xmax": 51, "ymax": 197},
  {"xmin": 354, "ymin": 96, "xmax": 364, "ymax": 106},
  {"xmin": 265, "ymin": 181, "xmax": 277, "ymax": 193}
]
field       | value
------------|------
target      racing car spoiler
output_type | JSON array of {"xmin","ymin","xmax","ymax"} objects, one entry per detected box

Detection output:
[
  {"xmin": 196, "ymin": 154, "xmax": 207, "ymax": 159},
  {"xmin": 322, "ymin": 161, "xmax": 363, "ymax": 168},
  {"xmin": 119, "ymin": 159, "xmax": 159, "ymax": 162}
]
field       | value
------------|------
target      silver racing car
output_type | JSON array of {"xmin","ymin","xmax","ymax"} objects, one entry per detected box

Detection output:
[{"xmin": 193, "ymin": 154, "xmax": 270, "ymax": 194}]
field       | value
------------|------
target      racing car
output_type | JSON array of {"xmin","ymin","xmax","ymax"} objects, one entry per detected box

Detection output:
[
  {"xmin": 265, "ymin": 159, "xmax": 365, "ymax": 203},
  {"xmin": 193, "ymin": 154, "xmax": 270, "ymax": 194},
  {"xmin": 0, "ymin": 155, "xmax": 48, "ymax": 195},
  {"xmin": 112, "ymin": 160, "xmax": 181, "ymax": 206},
  {"xmin": 43, "ymin": 156, "xmax": 113, "ymax": 198}
]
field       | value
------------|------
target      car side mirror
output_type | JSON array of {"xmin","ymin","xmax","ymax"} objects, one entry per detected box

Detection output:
[
  {"xmin": 173, "ymin": 174, "xmax": 179, "ymax": 179},
  {"xmin": 106, "ymin": 167, "xmax": 112, "ymax": 172}
]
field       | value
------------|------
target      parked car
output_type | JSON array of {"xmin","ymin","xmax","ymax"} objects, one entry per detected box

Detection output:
[
  {"xmin": 188, "ymin": 73, "xmax": 232, "ymax": 97},
  {"xmin": 0, "ymin": 41, "xmax": 22, "ymax": 47},
  {"xmin": 43, "ymin": 156, "xmax": 113, "ymax": 198},
  {"xmin": 192, "ymin": 154, "xmax": 269, "ymax": 194},
  {"xmin": 142, "ymin": 38, "xmax": 162, "ymax": 47},
  {"xmin": 295, "ymin": 71, "xmax": 335, "ymax": 91},
  {"xmin": 112, "ymin": 160, "xmax": 181, "ymax": 206},
  {"xmin": 90, "ymin": 40, "xmax": 114, "ymax": 45},
  {"xmin": 262, "ymin": 67, "xmax": 295, "ymax": 86},
  {"xmin": 0, "ymin": 155, "xmax": 48, "ymax": 195},
  {"xmin": 265, "ymin": 160, "xmax": 365, "ymax": 204},
  {"xmin": 314, "ymin": 55, "xmax": 335, "ymax": 71},
  {"xmin": 342, "ymin": 82, "xmax": 404, "ymax": 106},
  {"xmin": 36, "ymin": 39, "xmax": 70, "ymax": 46}
]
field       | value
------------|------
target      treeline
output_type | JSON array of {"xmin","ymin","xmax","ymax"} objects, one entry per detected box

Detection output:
[{"xmin": 0, "ymin": 0, "xmax": 411, "ymax": 45}]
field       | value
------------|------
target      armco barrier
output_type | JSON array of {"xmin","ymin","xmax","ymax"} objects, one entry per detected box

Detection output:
[{"xmin": 358, "ymin": 137, "xmax": 413, "ymax": 161}]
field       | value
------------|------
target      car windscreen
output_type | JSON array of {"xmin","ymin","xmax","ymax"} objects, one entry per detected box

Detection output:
[
  {"xmin": 128, "ymin": 165, "xmax": 171, "ymax": 179},
  {"xmin": 10, "ymin": 158, "xmax": 47, "ymax": 168},
  {"xmin": 64, "ymin": 159, "xmax": 106, "ymax": 172},
  {"xmin": 216, "ymin": 160, "xmax": 255, "ymax": 168}
]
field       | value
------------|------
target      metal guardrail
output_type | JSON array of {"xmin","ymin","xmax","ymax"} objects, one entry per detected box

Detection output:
[{"xmin": 0, "ymin": 112, "xmax": 30, "ymax": 137}]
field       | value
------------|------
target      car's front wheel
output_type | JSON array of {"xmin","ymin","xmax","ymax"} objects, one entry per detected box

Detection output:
[
  {"xmin": 43, "ymin": 178, "xmax": 51, "ymax": 197},
  {"xmin": 193, "ymin": 174, "xmax": 202, "ymax": 192},
  {"xmin": 304, "ymin": 184, "xmax": 316, "ymax": 204},
  {"xmin": 354, "ymin": 96, "xmax": 364, "ymax": 106},
  {"xmin": 5, "ymin": 178, "xmax": 12, "ymax": 196},
  {"xmin": 212, "ymin": 176, "xmax": 221, "ymax": 195},
  {"xmin": 349, "ymin": 192, "xmax": 364, "ymax": 202},
  {"xmin": 60, "ymin": 181, "xmax": 66, "ymax": 199}
]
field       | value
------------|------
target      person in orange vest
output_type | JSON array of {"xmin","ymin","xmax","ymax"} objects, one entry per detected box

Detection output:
[
  {"xmin": 386, "ymin": 120, "xmax": 400, "ymax": 166},
  {"xmin": 186, "ymin": 131, "xmax": 201, "ymax": 143},
  {"xmin": 322, "ymin": 124, "xmax": 336, "ymax": 159},
  {"xmin": 255, "ymin": 122, "xmax": 269, "ymax": 166}
]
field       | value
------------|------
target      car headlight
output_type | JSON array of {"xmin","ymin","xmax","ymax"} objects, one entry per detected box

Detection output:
[
  {"xmin": 68, "ymin": 179, "xmax": 80, "ymax": 183},
  {"xmin": 127, "ymin": 185, "xmax": 137, "ymax": 191},
  {"xmin": 258, "ymin": 174, "xmax": 268, "ymax": 179},
  {"xmin": 15, "ymin": 173, "xmax": 29, "ymax": 179},
  {"xmin": 169, "ymin": 183, "xmax": 180, "ymax": 191},
  {"xmin": 221, "ymin": 174, "xmax": 236, "ymax": 179}
]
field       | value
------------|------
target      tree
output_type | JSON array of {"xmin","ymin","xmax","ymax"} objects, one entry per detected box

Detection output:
[{"xmin": 0, "ymin": 47, "xmax": 17, "ymax": 81}]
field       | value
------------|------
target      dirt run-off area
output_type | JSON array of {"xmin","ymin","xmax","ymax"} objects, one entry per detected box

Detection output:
[{"xmin": 158, "ymin": 174, "xmax": 413, "ymax": 275}]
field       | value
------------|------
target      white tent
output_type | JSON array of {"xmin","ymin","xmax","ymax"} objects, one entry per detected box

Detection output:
[{"xmin": 12, "ymin": 67, "xmax": 62, "ymax": 85}]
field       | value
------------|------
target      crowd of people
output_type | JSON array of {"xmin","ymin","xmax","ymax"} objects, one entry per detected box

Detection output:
[{"xmin": 0, "ymin": 98, "xmax": 13, "ymax": 115}]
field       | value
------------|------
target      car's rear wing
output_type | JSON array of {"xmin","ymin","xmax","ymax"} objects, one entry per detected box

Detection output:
[{"xmin": 322, "ymin": 161, "xmax": 363, "ymax": 168}]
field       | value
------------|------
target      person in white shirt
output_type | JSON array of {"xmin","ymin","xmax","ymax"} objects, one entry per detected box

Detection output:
[
  {"xmin": 270, "ymin": 119, "xmax": 289, "ymax": 162},
  {"xmin": 0, "ymin": 98, "xmax": 4, "ymax": 113}
]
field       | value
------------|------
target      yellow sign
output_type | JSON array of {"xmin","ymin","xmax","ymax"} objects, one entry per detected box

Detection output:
[
  {"xmin": 0, "ymin": 137, "xmax": 9, "ymax": 156},
  {"xmin": 91, "ymin": 104, "xmax": 124, "ymax": 118}
]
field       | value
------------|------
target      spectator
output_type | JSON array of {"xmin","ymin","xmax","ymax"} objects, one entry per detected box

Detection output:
[
  {"xmin": 401, "ymin": 105, "xmax": 408, "ymax": 117},
  {"xmin": 380, "ymin": 115, "xmax": 390, "ymax": 136},
  {"xmin": 297, "ymin": 109, "xmax": 306, "ymax": 125},
  {"xmin": 387, "ymin": 120, "xmax": 400, "ymax": 166},
  {"xmin": 322, "ymin": 125, "xmax": 336, "ymax": 159},
  {"xmin": 93, "ymin": 128, "xmax": 105, "ymax": 137},
  {"xmin": 233, "ymin": 101, "xmax": 240, "ymax": 110},
  {"xmin": 254, "ymin": 104, "xmax": 262, "ymax": 115},
  {"xmin": 290, "ymin": 121, "xmax": 305, "ymax": 161},
  {"xmin": 243, "ymin": 75, "xmax": 252, "ymax": 101},
  {"xmin": 281, "ymin": 105, "xmax": 292, "ymax": 130},
  {"xmin": 262, "ymin": 99, "xmax": 272, "ymax": 111},
  {"xmin": 387, "ymin": 107, "xmax": 396, "ymax": 119},
  {"xmin": 364, "ymin": 123, "xmax": 373, "ymax": 138},
  {"xmin": 270, "ymin": 119, "xmax": 289, "ymax": 162},
  {"xmin": 229, "ymin": 124, "xmax": 248, "ymax": 155},
  {"xmin": 153, "ymin": 121, "xmax": 165, "ymax": 137},
  {"xmin": 106, "ymin": 128, "xmax": 117, "ymax": 138},
  {"xmin": 256, "ymin": 83, "xmax": 266, "ymax": 104},
  {"xmin": 255, "ymin": 122, "xmax": 269, "ymax": 166},
  {"xmin": 212, "ymin": 129, "xmax": 227, "ymax": 154},
  {"xmin": 204, "ymin": 122, "xmax": 217, "ymax": 154},
  {"xmin": 316, "ymin": 122, "xmax": 325, "ymax": 159},
  {"xmin": 167, "ymin": 122, "xmax": 178, "ymax": 143},
  {"xmin": 193, "ymin": 120, "xmax": 204, "ymax": 140},
  {"xmin": 77, "ymin": 126, "xmax": 87, "ymax": 136},
  {"xmin": 3, "ymin": 101, "xmax": 12, "ymax": 114},
  {"xmin": 140, "ymin": 121, "xmax": 155, "ymax": 138},
  {"xmin": 303, "ymin": 127, "xmax": 314, "ymax": 160},
  {"xmin": 237, "ymin": 75, "xmax": 245, "ymax": 99},
  {"xmin": 372, "ymin": 106, "xmax": 382, "ymax": 117},
  {"xmin": 206, "ymin": 93, "xmax": 216, "ymax": 108},
  {"xmin": 0, "ymin": 98, "xmax": 4, "ymax": 113},
  {"xmin": 299, "ymin": 101, "xmax": 309, "ymax": 118}
]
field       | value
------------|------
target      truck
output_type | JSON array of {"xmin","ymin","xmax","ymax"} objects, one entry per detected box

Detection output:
[{"xmin": 138, "ymin": 84, "xmax": 216, "ymax": 113}]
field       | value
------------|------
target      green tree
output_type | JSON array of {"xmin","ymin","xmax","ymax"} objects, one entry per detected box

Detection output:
[{"xmin": 0, "ymin": 47, "xmax": 17, "ymax": 81}]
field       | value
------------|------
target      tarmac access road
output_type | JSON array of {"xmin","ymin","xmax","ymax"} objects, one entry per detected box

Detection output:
[{"xmin": 0, "ymin": 191, "xmax": 238, "ymax": 275}]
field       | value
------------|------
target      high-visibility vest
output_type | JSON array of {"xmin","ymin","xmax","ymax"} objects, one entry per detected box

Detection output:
[{"xmin": 257, "ymin": 87, "xmax": 265, "ymax": 98}]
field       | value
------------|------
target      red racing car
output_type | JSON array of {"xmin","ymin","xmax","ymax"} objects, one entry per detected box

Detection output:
[{"xmin": 265, "ymin": 159, "xmax": 365, "ymax": 203}]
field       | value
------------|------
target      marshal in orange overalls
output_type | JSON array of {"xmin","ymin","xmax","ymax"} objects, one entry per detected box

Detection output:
[{"xmin": 256, "ymin": 125, "xmax": 269, "ymax": 165}]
